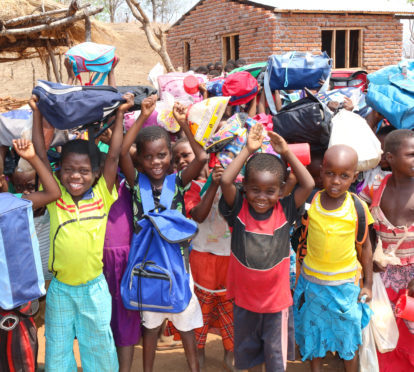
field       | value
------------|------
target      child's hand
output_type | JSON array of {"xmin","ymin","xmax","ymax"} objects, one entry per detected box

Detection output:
[
  {"xmin": 111, "ymin": 55, "xmax": 120, "ymax": 71},
  {"xmin": 359, "ymin": 287, "xmax": 372, "ymax": 303},
  {"xmin": 199, "ymin": 83, "xmax": 207, "ymax": 94},
  {"xmin": 140, "ymin": 94, "xmax": 157, "ymax": 118},
  {"xmin": 343, "ymin": 96, "xmax": 354, "ymax": 111},
  {"xmin": 212, "ymin": 165, "xmax": 224, "ymax": 185},
  {"xmin": 246, "ymin": 122, "xmax": 264, "ymax": 153},
  {"xmin": 267, "ymin": 131, "xmax": 289, "ymax": 156},
  {"xmin": 13, "ymin": 139, "xmax": 36, "ymax": 161},
  {"xmin": 28, "ymin": 94, "xmax": 38, "ymax": 111},
  {"xmin": 118, "ymin": 93, "xmax": 135, "ymax": 113},
  {"xmin": 173, "ymin": 102, "xmax": 188, "ymax": 127}
]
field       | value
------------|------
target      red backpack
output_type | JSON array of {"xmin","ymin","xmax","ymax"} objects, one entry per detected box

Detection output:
[{"xmin": 222, "ymin": 71, "xmax": 259, "ymax": 106}]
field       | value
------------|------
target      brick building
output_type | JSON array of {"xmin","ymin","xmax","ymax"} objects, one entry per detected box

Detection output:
[{"xmin": 167, "ymin": 0, "xmax": 414, "ymax": 72}]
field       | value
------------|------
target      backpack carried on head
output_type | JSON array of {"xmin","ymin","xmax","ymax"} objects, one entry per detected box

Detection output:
[
  {"xmin": 117, "ymin": 86, "xmax": 158, "ymax": 111},
  {"xmin": 366, "ymin": 60, "xmax": 414, "ymax": 129},
  {"xmin": 32, "ymin": 80, "xmax": 124, "ymax": 130},
  {"xmin": 65, "ymin": 42, "xmax": 116, "ymax": 86},
  {"xmin": 121, "ymin": 174, "xmax": 198, "ymax": 313},
  {"xmin": 0, "ymin": 193, "xmax": 45, "ymax": 310},
  {"xmin": 272, "ymin": 89, "xmax": 332, "ymax": 151},
  {"xmin": 228, "ymin": 62, "xmax": 267, "ymax": 78},
  {"xmin": 222, "ymin": 71, "xmax": 259, "ymax": 106},
  {"xmin": 264, "ymin": 51, "xmax": 332, "ymax": 114},
  {"xmin": 158, "ymin": 72, "xmax": 205, "ymax": 104},
  {"xmin": 294, "ymin": 191, "xmax": 369, "ymax": 286}
]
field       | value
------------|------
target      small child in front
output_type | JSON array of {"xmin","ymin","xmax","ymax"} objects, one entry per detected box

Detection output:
[
  {"xmin": 294, "ymin": 144, "xmax": 374, "ymax": 372},
  {"xmin": 219, "ymin": 123, "xmax": 315, "ymax": 371},
  {"xmin": 30, "ymin": 92, "xmax": 134, "ymax": 372}
]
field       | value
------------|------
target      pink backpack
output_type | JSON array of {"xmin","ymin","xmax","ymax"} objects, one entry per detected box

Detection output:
[{"xmin": 158, "ymin": 73, "xmax": 205, "ymax": 103}]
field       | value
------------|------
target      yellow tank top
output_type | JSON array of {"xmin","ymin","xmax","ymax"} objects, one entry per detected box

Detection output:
[{"xmin": 303, "ymin": 192, "xmax": 373, "ymax": 284}]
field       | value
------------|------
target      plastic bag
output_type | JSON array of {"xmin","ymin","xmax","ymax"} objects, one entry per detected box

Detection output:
[
  {"xmin": 371, "ymin": 273, "xmax": 399, "ymax": 353},
  {"xmin": 359, "ymin": 320, "xmax": 380, "ymax": 372},
  {"xmin": 329, "ymin": 110, "xmax": 382, "ymax": 171},
  {"xmin": 148, "ymin": 62, "xmax": 164, "ymax": 92}
]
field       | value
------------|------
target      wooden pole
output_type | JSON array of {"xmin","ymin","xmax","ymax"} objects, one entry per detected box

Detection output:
[
  {"xmin": 84, "ymin": 16, "xmax": 91, "ymax": 42},
  {"xmin": 46, "ymin": 39, "xmax": 61, "ymax": 83},
  {"xmin": 45, "ymin": 55, "xmax": 52, "ymax": 82},
  {"xmin": 0, "ymin": 6, "xmax": 103, "ymax": 37}
]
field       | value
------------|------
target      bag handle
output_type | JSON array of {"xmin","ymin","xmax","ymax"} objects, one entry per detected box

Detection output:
[
  {"xmin": 284, "ymin": 51, "xmax": 296, "ymax": 88},
  {"xmin": 139, "ymin": 173, "xmax": 176, "ymax": 214},
  {"xmin": 264, "ymin": 68, "xmax": 278, "ymax": 115}
]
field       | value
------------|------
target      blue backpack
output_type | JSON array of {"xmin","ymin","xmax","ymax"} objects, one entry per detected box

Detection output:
[
  {"xmin": 0, "ymin": 193, "xmax": 45, "ymax": 310},
  {"xmin": 65, "ymin": 42, "xmax": 116, "ymax": 86},
  {"xmin": 121, "ymin": 173, "xmax": 198, "ymax": 313},
  {"xmin": 32, "ymin": 80, "xmax": 124, "ymax": 130},
  {"xmin": 366, "ymin": 60, "xmax": 414, "ymax": 129}
]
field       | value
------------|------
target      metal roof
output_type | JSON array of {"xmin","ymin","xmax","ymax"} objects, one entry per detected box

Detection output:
[{"xmin": 247, "ymin": 0, "xmax": 414, "ymax": 14}]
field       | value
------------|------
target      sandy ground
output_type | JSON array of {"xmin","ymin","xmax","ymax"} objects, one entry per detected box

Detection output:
[
  {"xmin": 36, "ymin": 325, "xmax": 343, "ymax": 371},
  {"xmin": 0, "ymin": 22, "xmax": 162, "ymax": 99}
]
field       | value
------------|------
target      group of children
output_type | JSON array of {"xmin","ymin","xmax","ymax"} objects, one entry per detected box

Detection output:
[{"xmin": 0, "ymin": 55, "xmax": 413, "ymax": 372}]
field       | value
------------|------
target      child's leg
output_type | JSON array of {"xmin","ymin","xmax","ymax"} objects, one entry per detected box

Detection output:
[
  {"xmin": 143, "ymin": 326, "xmax": 162, "ymax": 372},
  {"xmin": 217, "ymin": 296, "xmax": 235, "ymax": 370},
  {"xmin": 44, "ymin": 279, "xmax": 77, "ymax": 372},
  {"xmin": 343, "ymin": 354, "xmax": 359, "ymax": 372},
  {"xmin": 117, "ymin": 345, "xmax": 134, "ymax": 372},
  {"xmin": 178, "ymin": 329, "xmax": 200, "ymax": 372},
  {"xmin": 74, "ymin": 275, "xmax": 118, "ymax": 372}
]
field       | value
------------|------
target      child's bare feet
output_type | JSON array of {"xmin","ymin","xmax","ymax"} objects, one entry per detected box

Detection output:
[
  {"xmin": 223, "ymin": 350, "xmax": 240, "ymax": 372},
  {"xmin": 197, "ymin": 348, "xmax": 205, "ymax": 368}
]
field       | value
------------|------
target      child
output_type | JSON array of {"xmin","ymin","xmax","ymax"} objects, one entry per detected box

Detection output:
[
  {"xmin": 173, "ymin": 139, "xmax": 235, "ymax": 370},
  {"xmin": 120, "ymin": 100, "xmax": 208, "ymax": 372},
  {"xmin": 219, "ymin": 123, "xmax": 315, "ymax": 371},
  {"xmin": 0, "ymin": 138, "xmax": 61, "ymax": 372},
  {"xmin": 30, "ymin": 91, "xmax": 134, "ymax": 371},
  {"xmin": 371, "ymin": 129, "xmax": 414, "ymax": 372},
  {"xmin": 294, "ymin": 144, "xmax": 374, "ymax": 372}
]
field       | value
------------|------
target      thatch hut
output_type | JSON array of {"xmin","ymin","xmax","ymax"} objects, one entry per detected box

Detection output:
[{"xmin": 0, "ymin": 0, "xmax": 112, "ymax": 82}]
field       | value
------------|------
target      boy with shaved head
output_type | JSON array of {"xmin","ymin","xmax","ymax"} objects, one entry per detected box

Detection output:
[{"xmin": 293, "ymin": 144, "xmax": 374, "ymax": 372}]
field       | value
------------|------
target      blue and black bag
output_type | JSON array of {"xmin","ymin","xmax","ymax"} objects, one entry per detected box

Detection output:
[
  {"xmin": 121, "ymin": 173, "xmax": 198, "ymax": 313},
  {"xmin": 0, "ymin": 193, "xmax": 45, "ymax": 310}
]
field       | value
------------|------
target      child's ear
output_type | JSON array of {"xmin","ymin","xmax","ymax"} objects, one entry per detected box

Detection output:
[
  {"xmin": 352, "ymin": 171, "xmax": 359, "ymax": 182},
  {"xmin": 0, "ymin": 174, "xmax": 8, "ymax": 193},
  {"xmin": 385, "ymin": 151, "xmax": 393, "ymax": 166},
  {"xmin": 278, "ymin": 182, "xmax": 286, "ymax": 197}
]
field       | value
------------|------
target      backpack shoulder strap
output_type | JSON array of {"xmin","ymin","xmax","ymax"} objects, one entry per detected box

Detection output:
[
  {"xmin": 138, "ymin": 173, "xmax": 156, "ymax": 214},
  {"xmin": 158, "ymin": 174, "xmax": 177, "ymax": 210},
  {"xmin": 350, "ymin": 193, "xmax": 369, "ymax": 246}
]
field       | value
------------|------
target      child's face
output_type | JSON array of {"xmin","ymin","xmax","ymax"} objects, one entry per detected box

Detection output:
[
  {"xmin": 321, "ymin": 158, "xmax": 357, "ymax": 199},
  {"xmin": 386, "ymin": 137, "xmax": 414, "ymax": 177},
  {"xmin": 11, "ymin": 169, "xmax": 36, "ymax": 195},
  {"xmin": 139, "ymin": 138, "xmax": 171, "ymax": 185},
  {"xmin": 243, "ymin": 170, "xmax": 282, "ymax": 214},
  {"xmin": 173, "ymin": 142, "xmax": 195, "ymax": 172},
  {"xmin": 59, "ymin": 153, "xmax": 97, "ymax": 200}
]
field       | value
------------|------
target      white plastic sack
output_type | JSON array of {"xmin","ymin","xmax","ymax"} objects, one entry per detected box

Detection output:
[
  {"xmin": 373, "ymin": 238, "xmax": 402, "ymax": 267},
  {"xmin": 328, "ymin": 110, "xmax": 382, "ymax": 171},
  {"xmin": 359, "ymin": 320, "xmax": 380, "ymax": 372},
  {"xmin": 0, "ymin": 105, "xmax": 32, "ymax": 146},
  {"xmin": 148, "ymin": 62, "xmax": 164, "ymax": 92},
  {"xmin": 371, "ymin": 273, "xmax": 399, "ymax": 353}
]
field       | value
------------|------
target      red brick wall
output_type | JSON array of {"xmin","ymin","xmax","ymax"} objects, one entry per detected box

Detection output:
[{"xmin": 167, "ymin": 0, "xmax": 403, "ymax": 72}]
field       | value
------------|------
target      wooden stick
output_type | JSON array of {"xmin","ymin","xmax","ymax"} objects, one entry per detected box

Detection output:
[
  {"xmin": 0, "ymin": 6, "xmax": 103, "ymax": 37},
  {"xmin": 4, "ymin": 4, "xmax": 90, "ymax": 27},
  {"xmin": 84, "ymin": 16, "xmax": 91, "ymax": 42},
  {"xmin": 67, "ymin": 0, "xmax": 80, "ymax": 16},
  {"xmin": 0, "ymin": 38, "xmax": 68, "ymax": 51},
  {"xmin": 45, "ymin": 55, "xmax": 52, "ymax": 81},
  {"xmin": 46, "ymin": 39, "xmax": 61, "ymax": 83}
]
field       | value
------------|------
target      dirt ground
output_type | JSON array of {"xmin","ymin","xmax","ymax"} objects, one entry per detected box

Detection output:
[
  {"xmin": 36, "ymin": 325, "xmax": 343, "ymax": 372},
  {"xmin": 2, "ymin": 22, "xmax": 342, "ymax": 371}
]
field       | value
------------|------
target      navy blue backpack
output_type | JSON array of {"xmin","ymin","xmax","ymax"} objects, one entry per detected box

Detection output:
[
  {"xmin": 121, "ymin": 173, "xmax": 198, "ymax": 313},
  {"xmin": 32, "ymin": 80, "xmax": 124, "ymax": 130}
]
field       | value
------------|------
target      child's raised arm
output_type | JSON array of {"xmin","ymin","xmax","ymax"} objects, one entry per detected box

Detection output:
[
  {"xmin": 29, "ymin": 95, "xmax": 51, "ymax": 172},
  {"xmin": 190, "ymin": 165, "xmax": 224, "ymax": 223},
  {"xmin": 172, "ymin": 102, "xmax": 208, "ymax": 186},
  {"xmin": 13, "ymin": 139, "xmax": 61, "ymax": 209},
  {"xmin": 103, "ymin": 93, "xmax": 134, "ymax": 193},
  {"xmin": 268, "ymin": 131, "xmax": 314, "ymax": 208},
  {"xmin": 119, "ymin": 95, "xmax": 157, "ymax": 187},
  {"xmin": 220, "ymin": 122, "xmax": 264, "ymax": 208}
]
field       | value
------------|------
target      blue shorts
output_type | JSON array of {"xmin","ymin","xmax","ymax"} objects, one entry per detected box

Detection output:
[
  {"xmin": 233, "ymin": 304, "xmax": 295, "ymax": 371},
  {"xmin": 45, "ymin": 274, "xmax": 118, "ymax": 372}
]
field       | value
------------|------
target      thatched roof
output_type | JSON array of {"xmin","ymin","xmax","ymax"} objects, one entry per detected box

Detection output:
[{"xmin": 0, "ymin": 0, "xmax": 116, "ymax": 61}]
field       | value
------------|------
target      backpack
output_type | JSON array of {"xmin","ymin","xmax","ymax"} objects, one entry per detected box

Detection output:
[
  {"xmin": 120, "ymin": 173, "xmax": 198, "ymax": 313},
  {"xmin": 65, "ymin": 42, "xmax": 116, "ymax": 86},
  {"xmin": 222, "ymin": 71, "xmax": 259, "ymax": 106},
  {"xmin": 32, "ymin": 80, "xmax": 124, "ymax": 130},
  {"xmin": 0, "ymin": 193, "xmax": 45, "ymax": 310},
  {"xmin": 228, "ymin": 62, "xmax": 267, "ymax": 78},
  {"xmin": 294, "ymin": 191, "xmax": 369, "ymax": 285},
  {"xmin": 158, "ymin": 72, "xmax": 205, "ymax": 104},
  {"xmin": 117, "ymin": 85, "xmax": 158, "ymax": 111},
  {"xmin": 206, "ymin": 78, "xmax": 225, "ymax": 97}
]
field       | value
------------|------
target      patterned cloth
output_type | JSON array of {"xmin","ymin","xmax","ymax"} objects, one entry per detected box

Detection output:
[
  {"xmin": 45, "ymin": 274, "xmax": 118, "ymax": 372},
  {"xmin": 194, "ymin": 286, "xmax": 234, "ymax": 351},
  {"xmin": 293, "ymin": 275, "xmax": 371, "ymax": 361}
]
